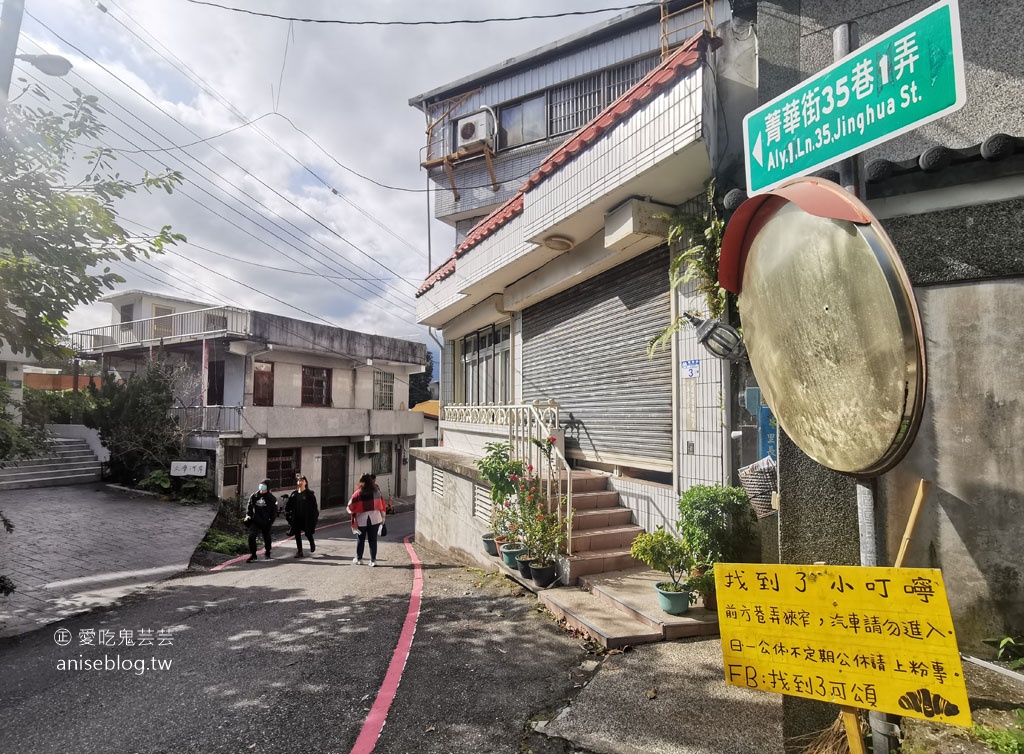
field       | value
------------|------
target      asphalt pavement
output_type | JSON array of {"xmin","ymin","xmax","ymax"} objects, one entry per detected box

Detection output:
[{"xmin": 0, "ymin": 485, "xmax": 783, "ymax": 754}]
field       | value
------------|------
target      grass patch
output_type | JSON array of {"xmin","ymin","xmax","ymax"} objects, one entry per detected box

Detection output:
[
  {"xmin": 199, "ymin": 529, "xmax": 249, "ymax": 555},
  {"xmin": 197, "ymin": 498, "xmax": 250, "ymax": 555},
  {"xmin": 973, "ymin": 710, "xmax": 1024, "ymax": 754}
]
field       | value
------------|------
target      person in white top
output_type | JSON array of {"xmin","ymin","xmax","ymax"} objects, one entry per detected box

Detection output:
[{"xmin": 347, "ymin": 473, "xmax": 386, "ymax": 566}]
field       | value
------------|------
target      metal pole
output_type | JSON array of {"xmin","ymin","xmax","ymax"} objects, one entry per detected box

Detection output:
[
  {"xmin": 0, "ymin": 0, "xmax": 23, "ymax": 101},
  {"xmin": 836, "ymin": 20, "xmax": 897, "ymax": 753}
]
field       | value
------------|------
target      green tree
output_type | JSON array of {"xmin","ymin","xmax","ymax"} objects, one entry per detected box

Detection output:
[
  {"xmin": 409, "ymin": 349, "xmax": 434, "ymax": 407},
  {"xmin": 84, "ymin": 357, "xmax": 195, "ymax": 484},
  {"xmin": 0, "ymin": 88, "xmax": 184, "ymax": 359},
  {"xmin": 0, "ymin": 89, "xmax": 182, "ymax": 593}
]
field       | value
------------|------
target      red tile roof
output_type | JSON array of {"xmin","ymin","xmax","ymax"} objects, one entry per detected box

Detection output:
[{"xmin": 417, "ymin": 31, "xmax": 712, "ymax": 299}]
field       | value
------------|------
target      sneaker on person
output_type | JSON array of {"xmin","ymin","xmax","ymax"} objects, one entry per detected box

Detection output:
[
  {"xmin": 246, "ymin": 555, "xmax": 257, "ymax": 563},
  {"xmin": 294, "ymin": 552, "xmax": 305, "ymax": 558},
  {"xmin": 369, "ymin": 561, "xmax": 376, "ymax": 568},
  {"xmin": 265, "ymin": 552, "xmax": 272, "ymax": 559},
  {"xmin": 352, "ymin": 557, "xmax": 361, "ymax": 565}
]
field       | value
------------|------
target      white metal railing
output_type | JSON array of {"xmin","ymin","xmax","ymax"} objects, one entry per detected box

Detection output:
[
  {"xmin": 70, "ymin": 306, "xmax": 250, "ymax": 353},
  {"xmin": 444, "ymin": 400, "xmax": 575, "ymax": 556},
  {"xmin": 169, "ymin": 406, "xmax": 242, "ymax": 434}
]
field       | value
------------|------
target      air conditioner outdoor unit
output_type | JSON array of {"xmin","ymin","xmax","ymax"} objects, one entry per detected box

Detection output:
[
  {"xmin": 360, "ymin": 440, "xmax": 381, "ymax": 455},
  {"xmin": 454, "ymin": 111, "xmax": 492, "ymax": 151}
]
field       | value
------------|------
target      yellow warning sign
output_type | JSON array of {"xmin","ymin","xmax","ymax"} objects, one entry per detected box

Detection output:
[{"xmin": 716, "ymin": 563, "xmax": 971, "ymax": 727}]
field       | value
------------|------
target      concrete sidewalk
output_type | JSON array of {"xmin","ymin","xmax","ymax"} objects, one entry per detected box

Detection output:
[{"xmin": 0, "ymin": 484, "xmax": 216, "ymax": 638}]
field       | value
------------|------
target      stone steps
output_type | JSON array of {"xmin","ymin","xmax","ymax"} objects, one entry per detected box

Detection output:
[
  {"xmin": 539, "ymin": 568, "xmax": 719, "ymax": 649},
  {"xmin": 0, "ymin": 438, "xmax": 102, "ymax": 490}
]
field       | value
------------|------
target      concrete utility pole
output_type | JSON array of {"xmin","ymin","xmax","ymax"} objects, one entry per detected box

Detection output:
[{"xmin": 0, "ymin": 0, "xmax": 25, "ymax": 100}]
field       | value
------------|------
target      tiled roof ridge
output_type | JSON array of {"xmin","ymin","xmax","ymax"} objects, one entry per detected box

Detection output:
[{"xmin": 417, "ymin": 30, "xmax": 712, "ymax": 298}]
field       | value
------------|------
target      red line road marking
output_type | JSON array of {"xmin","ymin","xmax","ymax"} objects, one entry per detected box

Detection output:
[{"xmin": 349, "ymin": 533, "xmax": 423, "ymax": 754}]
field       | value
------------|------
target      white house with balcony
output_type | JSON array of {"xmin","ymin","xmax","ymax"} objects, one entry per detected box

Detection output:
[
  {"xmin": 70, "ymin": 291, "xmax": 427, "ymax": 505},
  {"xmin": 407, "ymin": 1, "xmax": 757, "ymax": 582}
]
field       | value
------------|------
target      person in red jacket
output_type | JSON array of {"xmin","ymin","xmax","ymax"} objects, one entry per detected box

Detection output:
[{"xmin": 347, "ymin": 473, "xmax": 386, "ymax": 566}]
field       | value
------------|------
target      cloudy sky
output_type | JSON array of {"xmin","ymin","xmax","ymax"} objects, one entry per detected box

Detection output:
[{"xmin": 19, "ymin": 0, "xmax": 637, "ymax": 350}]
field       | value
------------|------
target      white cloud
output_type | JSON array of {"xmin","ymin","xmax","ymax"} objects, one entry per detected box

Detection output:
[{"xmin": 21, "ymin": 0, "xmax": 627, "ymax": 347}]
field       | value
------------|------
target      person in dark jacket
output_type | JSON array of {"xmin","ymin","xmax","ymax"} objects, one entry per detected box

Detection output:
[
  {"xmin": 286, "ymin": 474, "xmax": 319, "ymax": 558},
  {"xmin": 244, "ymin": 478, "xmax": 277, "ymax": 563}
]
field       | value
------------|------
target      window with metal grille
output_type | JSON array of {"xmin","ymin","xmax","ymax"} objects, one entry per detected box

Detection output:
[
  {"xmin": 253, "ymin": 362, "xmax": 274, "ymax": 407},
  {"xmin": 496, "ymin": 54, "xmax": 660, "ymax": 149},
  {"xmin": 431, "ymin": 466, "xmax": 445, "ymax": 498},
  {"xmin": 301, "ymin": 366, "xmax": 331, "ymax": 407},
  {"xmin": 371, "ymin": 440, "xmax": 393, "ymax": 476},
  {"xmin": 549, "ymin": 74, "xmax": 601, "ymax": 136},
  {"xmin": 266, "ymin": 448, "xmax": 299, "ymax": 489},
  {"xmin": 373, "ymin": 370, "xmax": 394, "ymax": 410},
  {"xmin": 223, "ymin": 464, "xmax": 240, "ymax": 487},
  {"xmin": 473, "ymin": 484, "xmax": 493, "ymax": 523}
]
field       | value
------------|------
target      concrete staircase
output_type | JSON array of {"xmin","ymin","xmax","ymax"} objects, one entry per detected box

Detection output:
[
  {"xmin": 561, "ymin": 470, "xmax": 643, "ymax": 584},
  {"xmin": 0, "ymin": 438, "xmax": 102, "ymax": 490},
  {"xmin": 519, "ymin": 471, "xmax": 719, "ymax": 649},
  {"xmin": 539, "ymin": 569, "xmax": 719, "ymax": 649}
]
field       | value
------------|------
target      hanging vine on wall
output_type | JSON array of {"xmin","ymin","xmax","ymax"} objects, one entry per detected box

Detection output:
[{"xmin": 648, "ymin": 180, "xmax": 729, "ymax": 357}]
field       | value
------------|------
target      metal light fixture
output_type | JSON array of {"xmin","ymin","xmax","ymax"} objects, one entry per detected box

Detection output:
[
  {"xmin": 15, "ymin": 54, "xmax": 72, "ymax": 77},
  {"xmin": 683, "ymin": 311, "xmax": 747, "ymax": 362}
]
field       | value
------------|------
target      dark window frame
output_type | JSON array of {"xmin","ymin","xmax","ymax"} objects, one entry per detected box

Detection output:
[
  {"xmin": 266, "ymin": 447, "xmax": 299, "ymax": 489},
  {"xmin": 253, "ymin": 361, "xmax": 274, "ymax": 407},
  {"xmin": 301, "ymin": 365, "xmax": 332, "ymax": 407}
]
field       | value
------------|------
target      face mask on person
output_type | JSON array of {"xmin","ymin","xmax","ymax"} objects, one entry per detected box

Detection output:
[{"xmin": 259, "ymin": 484, "xmax": 268, "ymax": 492}]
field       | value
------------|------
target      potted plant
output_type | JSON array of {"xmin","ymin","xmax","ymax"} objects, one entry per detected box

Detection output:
[
  {"xmin": 528, "ymin": 505, "xmax": 569, "ymax": 588},
  {"xmin": 629, "ymin": 527, "xmax": 695, "ymax": 615},
  {"xmin": 477, "ymin": 442, "xmax": 524, "ymax": 556},
  {"xmin": 677, "ymin": 484, "xmax": 757, "ymax": 610}
]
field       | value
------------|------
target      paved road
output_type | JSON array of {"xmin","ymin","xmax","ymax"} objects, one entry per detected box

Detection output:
[
  {"xmin": 0, "ymin": 489, "xmax": 782, "ymax": 754},
  {"xmin": 0, "ymin": 485, "xmax": 217, "ymax": 637}
]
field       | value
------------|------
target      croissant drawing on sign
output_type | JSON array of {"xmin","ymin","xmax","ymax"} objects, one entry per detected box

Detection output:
[{"xmin": 897, "ymin": 688, "xmax": 961, "ymax": 718}]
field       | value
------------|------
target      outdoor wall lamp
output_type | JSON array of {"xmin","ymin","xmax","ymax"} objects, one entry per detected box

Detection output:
[
  {"xmin": 15, "ymin": 53, "xmax": 72, "ymax": 77},
  {"xmin": 683, "ymin": 311, "xmax": 747, "ymax": 363}
]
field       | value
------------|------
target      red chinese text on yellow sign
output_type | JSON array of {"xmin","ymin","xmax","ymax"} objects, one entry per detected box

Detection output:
[{"xmin": 715, "ymin": 563, "xmax": 971, "ymax": 727}]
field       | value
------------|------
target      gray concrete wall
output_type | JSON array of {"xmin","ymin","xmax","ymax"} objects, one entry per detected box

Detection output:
[
  {"xmin": 412, "ymin": 450, "xmax": 495, "ymax": 571},
  {"xmin": 250, "ymin": 312, "xmax": 426, "ymax": 367}
]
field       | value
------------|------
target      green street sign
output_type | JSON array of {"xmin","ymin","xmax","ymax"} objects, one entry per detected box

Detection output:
[{"xmin": 743, "ymin": 0, "xmax": 966, "ymax": 194}]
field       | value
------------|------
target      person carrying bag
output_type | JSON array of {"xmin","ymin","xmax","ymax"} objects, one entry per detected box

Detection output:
[{"xmin": 347, "ymin": 473, "xmax": 386, "ymax": 567}]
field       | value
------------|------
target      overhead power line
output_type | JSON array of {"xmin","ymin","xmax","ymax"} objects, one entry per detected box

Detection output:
[{"xmin": 182, "ymin": 2, "xmax": 660, "ymax": 26}]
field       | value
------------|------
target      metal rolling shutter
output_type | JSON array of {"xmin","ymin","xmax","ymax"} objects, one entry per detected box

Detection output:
[{"xmin": 522, "ymin": 247, "xmax": 672, "ymax": 469}]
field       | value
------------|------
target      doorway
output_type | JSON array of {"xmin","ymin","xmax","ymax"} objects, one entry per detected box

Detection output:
[{"xmin": 320, "ymin": 445, "xmax": 348, "ymax": 508}]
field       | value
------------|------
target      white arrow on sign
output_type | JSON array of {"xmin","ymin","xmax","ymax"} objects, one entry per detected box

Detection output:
[{"xmin": 752, "ymin": 131, "xmax": 763, "ymax": 167}]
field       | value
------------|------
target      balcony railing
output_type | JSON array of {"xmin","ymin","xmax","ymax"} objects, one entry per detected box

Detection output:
[
  {"xmin": 170, "ymin": 406, "xmax": 242, "ymax": 434},
  {"xmin": 70, "ymin": 306, "xmax": 250, "ymax": 353},
  {"xmin": 444, "ymin": 400, "xmax": 575, "ymax": 555}
]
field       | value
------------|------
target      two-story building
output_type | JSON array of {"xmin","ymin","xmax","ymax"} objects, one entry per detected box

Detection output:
[
  {"xmin": 407, "ymin": 1, "xmax": 759, "ymax": 580},
  {"xmin": 70, "ymin": 290, "xmax": 427, "ymax": 504}
]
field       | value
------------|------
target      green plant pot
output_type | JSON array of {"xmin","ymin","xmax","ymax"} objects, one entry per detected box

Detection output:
[
  {"xmin": 482, "ymin": 532, "xmax": 498, "ymax": 557},
  {"xmin": 655, "ymin": 582, "xmax": 692, "ymax": 615},
  {"xmin": 500, "ymin": 542, "xmax": 526, "ymax": 568}
]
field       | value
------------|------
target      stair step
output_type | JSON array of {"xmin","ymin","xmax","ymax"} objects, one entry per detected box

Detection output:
[
  {"xmin": 564, "ymin": 547, "xmax": 640, "ymax": 583},
  {"xmin": 570, "ymin": 524, "xmax": 643, "ymax": 552},
  {"xmin": 569, "ymin": 490, "xmax": 621, "ymax": 510},
  {"xmin": 539, "ymin": 587, "xmax": 662, "ymax": 649},
  {"xmin": 572, "ymin": 507, "xmax": 634, "ymax": 530},
  {"xmin": 580, "ymin": 569, "xmax": 720, "ymax": 640},
  {"xmin": 0, "ymin": 463, "xmax": 102, "ymax": 480},
  {"xmin": 0, "ymin": 472, "xmax": 101, "ymax": 491}
]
